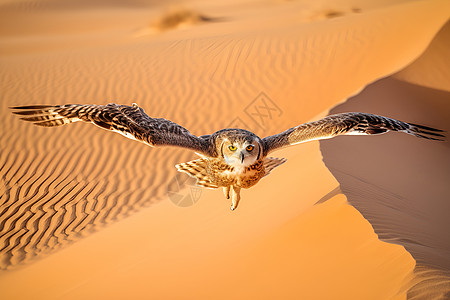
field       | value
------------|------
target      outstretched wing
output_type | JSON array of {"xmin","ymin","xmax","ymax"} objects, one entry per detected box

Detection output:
[
  {"xmin": 263, "ymin": 112, "xmax": 445, "ymax": 155},
  {"xmin": 10, "ymin": 103, "xmax": 214, "ymax": 156}
]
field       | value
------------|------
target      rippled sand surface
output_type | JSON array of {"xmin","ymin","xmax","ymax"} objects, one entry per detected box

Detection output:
[{"xmin": 1, "ymin": 0, "xmax": 449, "ymax": 298}]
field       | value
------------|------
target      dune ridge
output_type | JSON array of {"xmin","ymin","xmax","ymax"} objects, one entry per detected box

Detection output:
[
  {"xmin": 149, "ymin": 8, "xmax": 216, "ymax": 33},
  {"xmin": 321, "ymin": 75, "xmax": 450, "ymax": 298},
  {"xmin": 394, "ymin": 19, "xmax": 450, "ymax": 92},
  {"xmin": 0, "ymin": 0, "xmax": 167, "ymax": 11}
]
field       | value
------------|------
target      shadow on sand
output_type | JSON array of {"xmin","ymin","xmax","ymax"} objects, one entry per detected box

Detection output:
[{"xmin": 320, "ymin": 77, "xmax": 450, "ymax": 298}]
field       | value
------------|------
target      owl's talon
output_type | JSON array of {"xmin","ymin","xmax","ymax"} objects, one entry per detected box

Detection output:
[
  {"xmin": 223, "ymin": 186, "xmax": 230, "ymax": 199},
  {"xmin": 229, "ymin": 186, "xmax": 241, "ymax": 211}
]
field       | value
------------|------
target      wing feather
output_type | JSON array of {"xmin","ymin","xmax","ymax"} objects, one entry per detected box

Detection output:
[
  {"xmin": 175, "ymin": 159, "xmax": 219, "ymax": 189},
  {"xmin": 263, "ymin": 112, "xmax": 445, "ymax": 154},
  {"xmin": 10, "ymin": 103, "xmax": 214, "ymax": 156}
]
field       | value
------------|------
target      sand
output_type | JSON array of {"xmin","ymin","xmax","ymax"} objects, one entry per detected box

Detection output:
[
  {"xmin": 0, "ymin": 0, "xmax": 449, "ymax": 299},
  {"xmin": 322, "ymin": 75, "xmax": 450, "ymax": 299}
]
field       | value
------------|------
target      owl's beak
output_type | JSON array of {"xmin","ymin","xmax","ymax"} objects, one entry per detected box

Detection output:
[{"xmin": 240, "ymin": 152, "xmax": 244, "ymax": 163}]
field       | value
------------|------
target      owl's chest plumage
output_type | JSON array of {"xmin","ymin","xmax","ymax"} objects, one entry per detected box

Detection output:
[
  {"xmin": 175, "ymin": 156, "xmax": 286, "ymax": 191},
  {"xmin": 206, "ymin": 159, "xmax": 265, "ymax": 188}
]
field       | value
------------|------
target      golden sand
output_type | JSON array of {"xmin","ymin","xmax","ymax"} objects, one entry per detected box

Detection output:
[{"xmin": 0, "ymin": 0, "xmax": 449, "ymax": 298}]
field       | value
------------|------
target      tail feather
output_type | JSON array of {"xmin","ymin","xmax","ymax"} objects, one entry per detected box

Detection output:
[{"xmin": 176, "ymin": 159, "xmax": 218, "ymax": 189}]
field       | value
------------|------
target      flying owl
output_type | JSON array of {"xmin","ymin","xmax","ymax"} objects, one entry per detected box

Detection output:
[{"xmin": 10, "ymin": 103, "xmax": 444, "ymax": 210}]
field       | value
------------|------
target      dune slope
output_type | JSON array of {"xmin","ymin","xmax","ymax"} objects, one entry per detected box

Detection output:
[
  {"xmin": 0, "ymin": 0, "xmax": 449, "ymax": 298},
  {"xmin": 321, "ymin": 77, "xmax": 450, "ymax": 298}
]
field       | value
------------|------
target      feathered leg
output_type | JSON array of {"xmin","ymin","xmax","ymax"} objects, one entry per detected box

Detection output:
[
  {"xmin": 230, "ymin": 186, "xmax": 241, "ymax": 211},
  {"xmin": 223, "ymin": 186, "xmax": 230, "ymax": 199}
]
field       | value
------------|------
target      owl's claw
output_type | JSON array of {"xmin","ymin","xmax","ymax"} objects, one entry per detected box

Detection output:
[
  {"xmin": 230, "ymin": 185, "xmax": 241, "ymax": 211},
  {"xmin": 223, "ymin": 186, "xmax": 230, "ymax": 199}
]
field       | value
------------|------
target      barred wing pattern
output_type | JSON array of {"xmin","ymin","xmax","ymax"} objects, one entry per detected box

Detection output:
[
  {"xmin": 10, "ymin": 103, "xmax": 213, "ymax": 155},
  {"xmin": 263, "ymin": 112, "xmax": 445, "ymax": 154}
]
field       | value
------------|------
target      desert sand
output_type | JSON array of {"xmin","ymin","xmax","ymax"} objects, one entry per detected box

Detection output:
[{"xmin": 0, "ymin": 0, "xmax": 449, "ymax": 299}]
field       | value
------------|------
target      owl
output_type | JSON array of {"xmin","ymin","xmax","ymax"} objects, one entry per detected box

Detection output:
[{"xmin": 11, "ymin": 103, "xmax": 444, "ymax": 210}]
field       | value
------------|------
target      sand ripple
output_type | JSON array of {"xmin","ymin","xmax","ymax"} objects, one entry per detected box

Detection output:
[{"xmin": 1, "ymin": 0, "xmax": 449, "ymax": 280}]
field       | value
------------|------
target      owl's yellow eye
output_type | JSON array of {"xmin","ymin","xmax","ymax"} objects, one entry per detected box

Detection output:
[
  {"xmin": 228, "ymin": 145, "xmax": 237, "ymax": 151},
  {"xmin": 246, "ymin": 145, "xmax": 254, "ymax": 152}
]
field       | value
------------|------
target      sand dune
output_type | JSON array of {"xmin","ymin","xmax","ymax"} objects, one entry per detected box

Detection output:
[
  {"xmin": 321, "ymin": 77, "xmax": 450, "ymax": 298},
  {"xmin": 150, "ymin": 8, "xmax": 216, "ymax": 32},
  {"xmin": 0, "ymin": 0, "xmax": 449, "ymax": 298},
  {"xmin": 0, "ymin": 0, "xmax": 169, "ymax": 10},
  {"xmin": 394, "ymin": 20, "xmax": 450, "ymax": 92},
  {"xmin": 321, "ymin": 22, "xmax": 450, "ymax": 297}
]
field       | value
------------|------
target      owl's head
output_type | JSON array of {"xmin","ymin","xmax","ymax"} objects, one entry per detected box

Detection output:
[{"xmin": 215, "ymin": 129, "xmax": 263, "ymax": 167}]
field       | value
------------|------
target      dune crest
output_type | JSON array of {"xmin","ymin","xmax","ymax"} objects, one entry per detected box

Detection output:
[
  {"xmin": 321, "ymin": 76, "xmax": 450, "ymax": 298},
  {"xmin": 394, "ymin": 20, "xmax": 450, "ymax": 92},
  {"xmin": 151, "ymin": 8, "xmax": 215, "ymax": 32},
  {"xmin": 320, "ymin": 18, "xmax": 450, "ymax": 297}
]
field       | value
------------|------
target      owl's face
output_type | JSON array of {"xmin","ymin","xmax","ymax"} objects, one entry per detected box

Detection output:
[{"xmin": 221, "ymin": 138, "xmax": 261, "ymax": 167}]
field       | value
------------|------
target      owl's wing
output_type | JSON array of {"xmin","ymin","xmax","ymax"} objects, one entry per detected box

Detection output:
[
  {"xmin": 262, "ymin": 112, "xmax": 445, "ymax": 155},
  {"xmin": 10, "ymin": 103, "xmax": 213, "ymax": 156}
]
